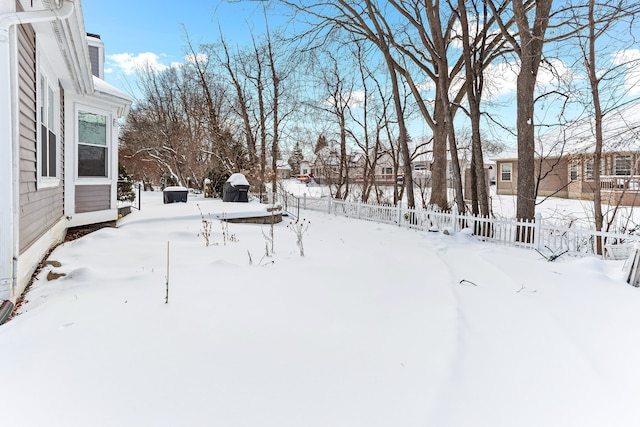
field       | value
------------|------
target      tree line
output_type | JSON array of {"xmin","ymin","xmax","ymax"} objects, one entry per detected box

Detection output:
[{"xmin": 120, "ymin": 0, "xmax": 640, "ymax": 228}]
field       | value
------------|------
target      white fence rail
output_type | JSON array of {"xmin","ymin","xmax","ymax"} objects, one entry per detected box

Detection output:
[{"xmin": 280, "ymin": 192, "xmax": 640, "ymax": 260}]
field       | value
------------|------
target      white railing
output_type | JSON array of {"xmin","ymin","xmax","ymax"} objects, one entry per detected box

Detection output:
[
  {"xmin": 280, "ymin": 192, "xmax": 640, "ymax": 260},
  {"xmin": 601, "ymin": 175, "xmax": 640, "ymax": 190}
]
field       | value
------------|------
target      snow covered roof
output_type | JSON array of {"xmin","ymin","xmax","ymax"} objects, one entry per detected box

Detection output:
[
  {"xmin": 93, "ymin": 76, "xmax": 129, "ymax": 101},
  {"xmin": 92, "ymin": 76, "xmax": 131, "ymax": 117},
  {"xmin": 537, "ymin": 103, "xmax": 640, "ymax": 158},
  {"xmin": 226, "ymin": 173, "xmax": 250, "ymax": 186},
  {"xmin": 493, "ymin": 104, "xmax": 640, "ymax": 161},
  {"xmin": 276, "ymin": 160, "xmax": 291, "ymax": 170},
  {"xmin": 164, "ymin": 186, "xmax": 187, "ymax": 192}
]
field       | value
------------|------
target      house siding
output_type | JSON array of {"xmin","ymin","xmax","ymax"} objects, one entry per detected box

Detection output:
[
  {"xmin": 75, "ymin": 185, "xmax": 111, "ymax": 213},
  {"xmin": 496, "ymin": 160, "xmax": 517, "ymax": 195},
  {"xmin": 88, "ymin": 45, "xmax": 99, "ymax": 78},
  {"xmin": 537, "ymin": 157, "xmax": 568, "ymax": 198},
  {"xmin": 18, "ymin": 24, "xmax": 64, "ymax": 253},
  {"xmin": 464, "ymin": 167, "xmax": 491, "ymax": 203},
  {"xmin": 496, "ymin": 158, "xmax": 569, "ymax": 198}
]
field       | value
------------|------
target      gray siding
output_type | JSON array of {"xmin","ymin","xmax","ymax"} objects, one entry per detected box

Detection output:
[
  {"xmin": 18, "ymin": 23, "xmax": 64, "ymax": 253},
  {"xmin": 75, "ymin": 185, "xmax": 111, "ymax": 213},
  {"xmin": 88, "ymin": 45, "xmax": 99, "ymax": 78}
]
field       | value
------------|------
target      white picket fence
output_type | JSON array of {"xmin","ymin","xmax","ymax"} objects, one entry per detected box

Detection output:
[{"xmin": 280, "ymin": 192, "xmax": 640, "ymax": 260}]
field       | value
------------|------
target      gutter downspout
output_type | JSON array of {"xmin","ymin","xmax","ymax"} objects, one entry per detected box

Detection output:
[{"xmin": 0, "ymin": 1, "xmax": 74, "ymax": 304}]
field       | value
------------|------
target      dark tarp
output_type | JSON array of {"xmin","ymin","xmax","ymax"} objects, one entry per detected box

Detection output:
[{"xmin": 223, "ymin": 173, "xmax": 250, "ymax": 202}]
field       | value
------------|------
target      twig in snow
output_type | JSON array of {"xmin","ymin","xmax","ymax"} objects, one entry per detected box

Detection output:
[{"xmin": 459, "ymin": 279, "xmax": 478, "ymax": 287}]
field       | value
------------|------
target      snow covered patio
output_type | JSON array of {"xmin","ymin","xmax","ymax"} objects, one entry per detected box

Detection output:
[{"xmin": 1, "ymin": 190, "xmax": 640, "ymax": 426}]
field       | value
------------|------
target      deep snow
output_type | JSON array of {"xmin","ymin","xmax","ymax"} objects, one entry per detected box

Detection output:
[{"xmin": 1, "ymin": 189, "xmax": 639, "ymax": 426}]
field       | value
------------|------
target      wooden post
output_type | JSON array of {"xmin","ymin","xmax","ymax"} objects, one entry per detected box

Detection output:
[
  {"xmin": 165, "ymin": 241, "xmax": 170, "ymax": 304},
  {"xmin": 534, "ymin": 213, "xmax": 542, "ymax": 251}
]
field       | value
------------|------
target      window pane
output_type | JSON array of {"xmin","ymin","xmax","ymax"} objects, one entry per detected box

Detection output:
[
  {"xmin": 41, "ymin": 124, "xmax": 48, "ymax": 177},
  {"xmin": 570, "ymin": 160, "xmax": 578, "ymax": 180},
  {"xmin": 615, "ymin": 155, "xmax": 632, "ymax": 176},
  {"xmin": 40, "ymin": 77, "xmax": 45, "ymax": 122},
  {"xmin": 501, "ymin": 163, "xmax": 511, "ymax": 181},
  {"xmin": 48, "ymin": 131, "xmax": 56, "ymax": 177},
  {"xmin": 48, "ymin": 86, "xmax": 55, "ymax": 129},
  {"xmin": 585, "ymin": 159, "xmax": 594, "ymax": 180},
  {"xmin": 78, "ymin": 145, "xmax": 107, "ymax": 177},
  {"xmin": 78, "ymin": 111, "xmax": 107, "ymax": 146}
]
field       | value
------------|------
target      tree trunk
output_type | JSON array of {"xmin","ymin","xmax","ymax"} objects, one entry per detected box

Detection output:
[
  {"xmin": 457, "ymin": 0, "xmax": 489, "ymax": 217},
  {"xmin": 430, "ymin": 100, "xmax": 449, "ymax": 209},
  {"xmin": 515, "ymin": 69, "xmax": 537, "ymax": 221},
  {"xmin": 587, "ymin": 0, "xmax": 604, "ymax": 253},
  {"xmin": 364, "ymin": 0, "xmax": 415, "ymax": 208}
]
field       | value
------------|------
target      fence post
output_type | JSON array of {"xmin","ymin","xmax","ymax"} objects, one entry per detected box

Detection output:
[
  {"xmin": 357, "ymin": 201, "xmax": 361, "ymax": 219},
  {"xmin": 534, "ymin": 212, "xmax": 542, "ymax": 250},
  {"xmin": 397, "ymin": 201, "xmax": 402, "ymax": 226},
  {"xmin": 303, "ymin": 193, "xmax": 307, "ymax": 210},
  {"xmin": 327, "ymin": 196, "xmax": 332, "ymax": 214},
  {"xmin": 452, "ymin": 204, "xmax": 458, "ymax": 232}
]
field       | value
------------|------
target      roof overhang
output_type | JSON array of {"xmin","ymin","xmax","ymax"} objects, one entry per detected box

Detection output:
[
  {"xmin": 28, "ymin": 0, "xmax": 93, "ymax": 95},
  {"xmin": 92, "ymin": 76, "xmax": 131, "ymax": 118}
]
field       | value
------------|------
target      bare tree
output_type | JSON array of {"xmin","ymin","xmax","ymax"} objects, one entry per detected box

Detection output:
[
  {"xmin": 122, "ymin": 63, "xmax": 224, "ymax": 188},
  {"xmin": 347, "ymin": 40, "xmax": 391, "ymax": 203},
  {"xmin": 311, "ymin": 49, "xmax": 353, "ymax": 199},
  {"xmin": 486, "ymin": 0, "xmax": 554, "ymax": 221},
  {"xmin": 217, "ymin": 37, "xmax": 258, "ymax": 172},
  {"xmin": 453, "ymin": 0, "xmax": 498, "ymax": 216},
  {"xmin": 568, "ymin": 0, "xmax": 640, "ymax": 250}
]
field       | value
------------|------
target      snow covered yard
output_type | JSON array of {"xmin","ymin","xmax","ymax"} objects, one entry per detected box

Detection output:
[{"xmin": 1, "ymin": 190, "xmax": 640, "ymax": 426}]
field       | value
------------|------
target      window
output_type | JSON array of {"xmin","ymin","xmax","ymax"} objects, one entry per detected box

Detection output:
[
  {"xmin": 500, "ymin": 163, "xmax": 512, "ymax": 182},
  {"xmin": 414, "ymin": 162, "xmax": 428, "ymax": 171},
  {"xmin": 614, "ymin": 155, "xmax": 632, "ymax": 176},
  {"xmin": 585, "ymin": 159, "xmax": 594, "ymax": 181},
  {"xmin": 37, "ymin": 52, "xmax": 60, "ymax": 186},
  {"xmin": 382, "ymin": 167, "xmax": 393, "ymax": 175},
  {"xmin": 78, "ymin": 111, "xmax": 108, "ymax": 177},
  {"xmin": 569, "ymin": 160, "xmax": 579, "ymax": 181}
]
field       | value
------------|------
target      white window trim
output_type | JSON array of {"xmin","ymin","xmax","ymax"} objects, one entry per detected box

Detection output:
[
  {"xmin": 75, "ymin": 104, "xmax": 112, "ymax": 182},
  {"xmin": 36, "ymin": 47, "xmax": 60, "ymax": 189},
  {"xmin": 569, "ymin": 159, "xmax": 579, "ymax": 181},
  {"xmin": 585, "ymin": 158, "xmax": 594, "ymax": 182},
  {"xmin": 500, "ymin": 162, "xmax": 512, "ymax": 182},
  {"xmin": 614, "ymin": 154, "xmax": 633, "ymax": 176}
]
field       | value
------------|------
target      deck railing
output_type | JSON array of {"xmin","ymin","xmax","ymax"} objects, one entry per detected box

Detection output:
[
  {"xmin": 600, "ymin": 175, "xmax": 640, "ymax": 191},
  {"xmin": 280, "ymin": 192, "xmax": 640, "ymax": 260}
]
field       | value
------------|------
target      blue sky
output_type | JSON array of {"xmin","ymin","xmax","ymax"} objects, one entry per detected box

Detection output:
[
  {"xmin": 82, "ymin": 0, "xmax": 282, "ymax": 92},
  {"xmin": 81, "ymin": 0, "xmax": 640, "ymax": 148}
]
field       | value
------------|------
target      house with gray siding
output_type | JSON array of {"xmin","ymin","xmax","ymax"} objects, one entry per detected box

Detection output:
[
  {"xmin": 0, "ymin": 1, "xmax": 130, "ymax": 309},
  {"xmin": 495, "ymin": 103, "xmax": 640, "ymax": 207}
]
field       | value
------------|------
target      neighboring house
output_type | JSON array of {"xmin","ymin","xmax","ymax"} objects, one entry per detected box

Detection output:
[
  {"xmin": 0, "ymin": 1, "xmax": 131, "ymax": 305},
  {"xmin": 307, "ymin": 145, "xmax": 362, "ymax": 185},
  {"xmin": 495, "ymin": 103, "xmax": 640, "ymax": 206},
  {"xmin": 298, "ymin": 160, "xmax": 312, "ymax": 176},
  {"xmin": 275, "ymin": 159, "xmax": 291, "ymax": 179}
]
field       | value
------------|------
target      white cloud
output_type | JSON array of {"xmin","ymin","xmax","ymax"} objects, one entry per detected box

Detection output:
[
  {"xmin": 185, "ymin": 53, "xmax": 209, "ymax": 65},
  {"xmin": 536, "ymin": 58, "xmax": 577, "ymax": 91},
  {"xmin": 414, "ymin": 81, "xmax": 435, "ymax": 92},
  {"xmin": 449, "ymin": 16, "xmax": 503, "ymax": 52},
  {"xmin": 483, "ymin": 61, "xmax": 519, "ymax": 99},
  {"xmin": 481, "ymin": 58, "xmax": 575, "ymax": 101},
  {"xmin": 323, "ymin": 90, "xmax": 370, "ymax": 108},
  {"xmin": 612, "ymin": 49, "xmax": 640, "ymax": 95},
  {"xmin": 106, "ymin": 52, "xmax": 169, "ymax": 75}
]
